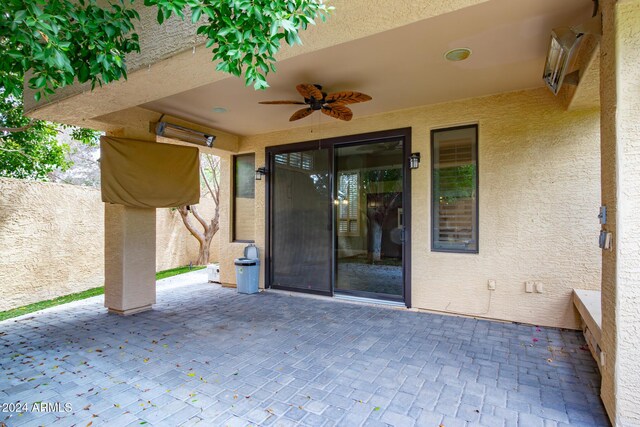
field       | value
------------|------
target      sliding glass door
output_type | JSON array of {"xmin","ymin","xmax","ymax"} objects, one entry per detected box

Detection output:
[
  {"xmin": 267, "ymin": 129, "xmax": 410, "ymax": 304},
  {"xmin": 334, "ymin": 140, "xmax": 404, "ymax": 301},
  {"xmin": 269, "ymin": 147, "xmax": 332, "ymax": 294}
]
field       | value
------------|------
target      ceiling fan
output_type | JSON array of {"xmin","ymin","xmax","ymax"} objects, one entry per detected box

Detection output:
[{"xmin": 259, "ymin": 83, "xmax": 372, "ymax": 122}]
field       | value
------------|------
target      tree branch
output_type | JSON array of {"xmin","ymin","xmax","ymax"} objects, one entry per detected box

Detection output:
[
  {"xmin": 190, "ymin": 205, "xmax": 209, "ymax": 231},
  {"xmin": 178, "ymin": 206, "xmax": 205, "ymax": 244},
  {"xmin": 0, "ymin": 120, "xmax": 38, "ymax": 133},
  {"xmin": 0, "ymin": 145, "xmax": 37, "ymax": 161},
  {"xmin": 200, "ymin": 166, "xmax": 215, "ymax": 199}
]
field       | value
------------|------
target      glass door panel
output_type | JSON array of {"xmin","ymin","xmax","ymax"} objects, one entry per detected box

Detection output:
[
  {"xmin": 335, "ymin": 140, "xmax": 404, "ymax": 300},
  {"xmin": 270, "ymin": 148, "xmax": 332, "ymax": 294}
]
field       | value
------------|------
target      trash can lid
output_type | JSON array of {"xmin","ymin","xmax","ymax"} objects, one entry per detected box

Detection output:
[
  {"xmin": 244, "ymin": 244, "xmax": 259, "ymax": 260},
  {"xmin": 235, "ymin": 257, "xmax": 257, "ymax": 266}
]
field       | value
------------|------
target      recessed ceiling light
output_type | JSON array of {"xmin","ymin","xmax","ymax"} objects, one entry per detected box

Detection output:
[
  {"xmin": 212, "ymin": 107, "xmax": 228, "ymax": 113},
  {"xmin": 444, "ymin": 48, "xmax": 472, "ymax": 62}
]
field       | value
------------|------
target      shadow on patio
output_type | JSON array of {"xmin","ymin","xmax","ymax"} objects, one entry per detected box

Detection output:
[{"xmin": 0, "ymin": 271, "xmax": 608, "ymax": 426}]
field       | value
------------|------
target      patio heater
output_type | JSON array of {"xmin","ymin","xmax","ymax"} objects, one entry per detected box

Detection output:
[
  {"xmin": 542, "ymin": 5, "xmax": 602, "ymax": 95},
  {"xmin": 155, "ymin": 121, "xmax": 216, "ymax": 148}
]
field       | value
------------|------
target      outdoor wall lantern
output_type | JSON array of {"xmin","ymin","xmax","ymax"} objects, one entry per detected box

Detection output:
[
  {"xmin": 409, "ymin": 153, "xmax": 421, "ymax": 170},
  {"xmin": 255, "ymin": 166, "xmax": 268, "ymax": 180}
]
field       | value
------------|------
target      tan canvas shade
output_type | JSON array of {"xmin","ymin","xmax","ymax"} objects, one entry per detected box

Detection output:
[{"xmin": 100, "ymin": 136, "xmax": 200, "ymax": 208}]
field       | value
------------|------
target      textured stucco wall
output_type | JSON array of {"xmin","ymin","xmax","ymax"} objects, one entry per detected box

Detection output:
[
  {"xmin": 0, "ymin": 178, "xmax": 218, "ymax": 311},
  {"xmin": 599, "ymin": 0, "xmax": 640, "ymax": 425},
  {"xmin": 218, "ymin": 87, "xmax": 602, "ymax": 330}
]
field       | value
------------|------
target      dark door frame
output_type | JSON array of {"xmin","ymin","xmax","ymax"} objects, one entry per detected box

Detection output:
[{"xmin": 265, "ymin": 127, "xmax": 412, "ymax": 308}]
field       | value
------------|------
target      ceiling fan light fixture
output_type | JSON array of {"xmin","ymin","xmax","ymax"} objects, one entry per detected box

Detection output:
[
  {"xmin": 260, "ymin": 83, "xmax": 372, "ymax": 122},
  {"xmin": 444, "ymin": 48, "xmax": 472, "ymax": 62},
  {"xmin": 212, "ymin": 107, "xmax": 228, "ymax": 113}
]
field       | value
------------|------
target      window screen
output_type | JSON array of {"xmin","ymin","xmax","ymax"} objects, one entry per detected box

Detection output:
[
  {"xmin": 432, "ymin": 125, "xmax": 478, "ymax": 253},
  {"xmin": 234, "ymin": 154, "xmax": 255, "ymax": 242}
]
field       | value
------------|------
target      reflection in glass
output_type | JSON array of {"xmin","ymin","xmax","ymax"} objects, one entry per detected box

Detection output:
[{"xmin": 335, "ymin": 140, "xmax": 403, "ymax": 299}]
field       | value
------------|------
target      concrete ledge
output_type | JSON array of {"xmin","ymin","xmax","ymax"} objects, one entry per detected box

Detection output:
[{"xmin": 573, "ymin": 289, "xmax": 602, "ymax": 368}]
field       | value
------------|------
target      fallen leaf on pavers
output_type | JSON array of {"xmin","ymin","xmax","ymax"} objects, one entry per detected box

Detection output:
[
  {"xmin": 187, "ymin": 373, "xmax": 196, "ymax": 377},
  {"xmin": 163, "ymin": 345, "xmax": 168, "ymax": 348},
  {"xmin": 374, "ymin": 407, "xmax": 380, "ymax": 411},
  {"xmin": 83, "ymin": 404, "xmax": 91, "ymax": 411},
  {"xmin": 86, "ymin": 422, "xmax": 93, "ymax": 427},
  {"xmin": 233, "ymin": 395, "xmax": 238, "ymax": 399},
  {"xmin": 119, "ymin": 346, "xmax": 124, "ymax": 350},
  {"xmin": 547, "ymin": 359, "xmax": 553, "ymax": 363},
  {"xmin": 114, "ymin": 404, "xmax": 120, "ymax": 408},
  {"xmin": 143, "ymin": 358, "xmax": 149, "ymax": 363},
  {"xmin": 152, "ymin": 340, "xmax": 158, "ymax": 345},
  {"xmin": 95, "ymin": 349, "xmax": 103, "ymax": 353},
  {"xmin": 266, "ymin": 409, "xmax": 274, "ymax": 414}
]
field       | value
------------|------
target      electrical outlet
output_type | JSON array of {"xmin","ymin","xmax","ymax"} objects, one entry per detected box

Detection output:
[
  {"xmin": 488, "ymin": 280, "xmax": 496, "ymax": 291},
  {"xmin": 525, "ymin": 281, "xmax": 534, "ymax": 293},
  {"xmin": 535, "ymin": 282, "xmax": 544, "ymax": 293}
]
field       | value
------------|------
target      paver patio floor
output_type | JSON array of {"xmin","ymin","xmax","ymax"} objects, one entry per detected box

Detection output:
[{"xmin": 1, "ymin": 271, "xmax": 608, "ymax": 426}]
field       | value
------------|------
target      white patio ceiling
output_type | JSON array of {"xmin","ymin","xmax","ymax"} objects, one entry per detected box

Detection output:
[{"xmin": 143, "ymin": 0, "xmax": 593, "ymax": 136}]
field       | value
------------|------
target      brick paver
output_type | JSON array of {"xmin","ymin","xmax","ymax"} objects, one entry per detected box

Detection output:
[{"xmin": 0, "ymin": 272, "xmax": 609, "ymax": 426}]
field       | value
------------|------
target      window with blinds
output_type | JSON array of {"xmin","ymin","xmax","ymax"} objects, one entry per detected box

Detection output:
[
  {"xmin": 274, "ymin": 152, "xmax": 314, "ymax": 170},
  {"xmin": 233, "ymin": 153, "xmax": 255, "ymax": 242},
  {"xmin": 337, "ymin": 172, "xmax": 359, "ymax": 236},
  {"xmin": 431, "ymin": 125, "xmax": 478, "ymax": 253}
]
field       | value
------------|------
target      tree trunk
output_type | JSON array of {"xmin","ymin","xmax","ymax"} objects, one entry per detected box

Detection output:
[{"xmin": 371, "ymin": 220, "xmax": 383, "ymax": 262}]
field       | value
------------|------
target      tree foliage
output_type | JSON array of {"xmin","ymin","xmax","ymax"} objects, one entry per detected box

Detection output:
[
  {"xmin": 0, "ymin": 84, "xmax": 100, "ymax": 180},
  {"xmin": 1, "ymin": 0, "xmax": 332, "ymax": 101},
  {"xmin": 1, "ymin": 0, "xmax": 141, "ymax": 101},
  {"xmin": 0, "ymin": 90, "xmax": 65, "ymax": 179},
  {"xmin": 148, "ymin": 0, "xmax": 332, "ymax": 89}
]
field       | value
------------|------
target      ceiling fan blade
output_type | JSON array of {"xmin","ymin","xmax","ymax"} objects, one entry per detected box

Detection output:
[
  {"xmin": 258, "ymin": 100, "xmax": 306, "ymax": 105},
  {"xmin": 322, "ymin": 105, "xmax": 353, "ymax": 121},
  {"xmin": 325, "ymin": 91, "xmax": 372, "ymax": 105},
  {"xmin": 296, "ymin": 84, "xmax": 323, "ymax": 101},
  {"xmin": 290, "ymin": 108, "xmax": 314, "ymax": 122}
]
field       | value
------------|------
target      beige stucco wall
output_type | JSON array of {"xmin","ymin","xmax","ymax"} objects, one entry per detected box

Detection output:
[
  {"xmin": 599, "ymin": 0, "xmax": 640, "ymax": 425},
  {"xmin": 0, "ymin": 178, "xmax": 218, "ymax": 311},
  {"xmin": 218, "ymin": 87, "xmax": 602, "ymax": 330}
]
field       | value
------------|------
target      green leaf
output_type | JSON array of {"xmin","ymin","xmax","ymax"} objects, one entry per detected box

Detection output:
[{"xmin": 191, "ymin": 7, "xmax": 202, "ymax": 23}]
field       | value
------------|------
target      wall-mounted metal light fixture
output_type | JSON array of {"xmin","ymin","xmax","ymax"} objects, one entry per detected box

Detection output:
[
  {"xmin": 409, "ymin": 153, "xmax": 421, "ymax": 169},
  {"xmin": 155, "ymin": 121, "xmax": 216, "ymax": 148},
  {"xmin": 542, "ymin": 9, "xmax": 602, "ymax": 95},
  {"xmin": 255, "ymin": 166, "xmax": 267, "ymax": 180}
]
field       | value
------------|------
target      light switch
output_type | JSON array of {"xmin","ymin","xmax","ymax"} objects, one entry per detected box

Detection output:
[
  {"xmin": 488, "ymin": 280, "xmax": 496, "ymax": 291},
  {"xmin": 535, "ymin": 282, "xmax": 544, "ymax": 293}
]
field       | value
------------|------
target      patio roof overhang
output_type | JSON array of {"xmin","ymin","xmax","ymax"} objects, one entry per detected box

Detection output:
[{"xmin": 23, "ymin": 0, "xmax": 598, "ymax": 139}]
